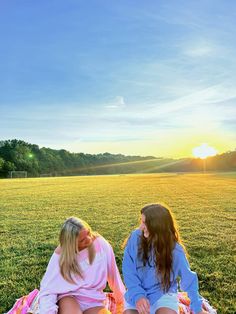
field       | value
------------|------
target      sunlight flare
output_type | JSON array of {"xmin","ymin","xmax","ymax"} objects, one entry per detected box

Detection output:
[{"xmin": 192, "ymin": 143, "xmax": 218, "ymax": 159}]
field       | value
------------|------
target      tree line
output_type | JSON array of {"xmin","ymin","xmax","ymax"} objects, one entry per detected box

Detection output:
[
  {"xmin": 0, "ymin": 139, "xmax": 156, "ymax": 177},
  {"xmin": 0, "ymin": 139, "xmax": 235, "ymax": 178}
]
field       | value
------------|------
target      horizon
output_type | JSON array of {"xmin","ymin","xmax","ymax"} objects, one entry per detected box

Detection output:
[
  {"xmin": 1, "ymin": 1, "xmax": 236, "ymax": 158},
  {"xmin": 1, "ymin": 138, "xmax": 235, "ymax": 160}
]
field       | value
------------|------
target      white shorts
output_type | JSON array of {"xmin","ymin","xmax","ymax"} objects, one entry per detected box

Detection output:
[
  {"xmin": 124, "ymin": 293, "xmax": 178, "ymax": 314},
  {"xmin": 57, "ymin": 294, "xmax": 105, "ymax": 312}
]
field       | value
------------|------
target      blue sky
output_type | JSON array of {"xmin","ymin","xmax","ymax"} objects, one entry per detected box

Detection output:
[{"xmin": 0, "ymin": 0, "xmax": 236, "ymax": 157}]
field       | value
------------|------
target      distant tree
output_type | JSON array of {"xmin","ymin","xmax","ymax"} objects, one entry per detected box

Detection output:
[
  {"xmin": 0, "ymin": 139, "xmax": 39, "ymax": 176},
  {"xmin": 3, "ymin": 161, "xmax": 16, "ymax": 177},
  {"xmin": 0, "ymin": 157, "xmax": 4, "ymax": 177},
  {"xmin": 0, "ymin": 157, "xmax": 4, "ymax": 169}
]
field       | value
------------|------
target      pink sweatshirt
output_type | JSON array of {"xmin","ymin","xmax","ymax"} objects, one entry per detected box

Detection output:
[{"xmin": 39, "ymin": 236, "xmax": 125, "ymax": 314}]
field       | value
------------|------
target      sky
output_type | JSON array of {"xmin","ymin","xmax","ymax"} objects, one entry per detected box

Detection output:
[{"xmin": 0, "ymin": 0, "xmax": 236, "ymax": 158}]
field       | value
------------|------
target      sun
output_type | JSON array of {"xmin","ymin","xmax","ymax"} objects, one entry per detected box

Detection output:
[{"xmin": 192, "ymin": 143, "xmax": 218, "ymax": 159}]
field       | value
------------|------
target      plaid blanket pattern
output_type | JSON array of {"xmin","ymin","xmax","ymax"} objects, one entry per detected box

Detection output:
[{"xmin": 6, "ymin": 289, "xmax": 217, "ymax": 314}]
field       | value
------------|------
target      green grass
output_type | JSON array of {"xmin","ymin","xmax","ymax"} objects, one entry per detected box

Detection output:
[{"xmin": 0, "ymin": 173, "xmax": 235, "ymax": 313}]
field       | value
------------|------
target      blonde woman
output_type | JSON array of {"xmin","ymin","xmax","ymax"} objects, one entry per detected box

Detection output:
[{"xmin": 39, "ymin": 217, "xmax": 125, "ymax": 314}]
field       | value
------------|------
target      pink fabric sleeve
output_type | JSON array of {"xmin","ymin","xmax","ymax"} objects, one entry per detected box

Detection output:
[
  {"xmin": 103, "ymin": 239, "xmax": 126, "ymax": 303},
  {"xmin": 39, "ymin": 254, "xmax": 59, "ymax": 314},
  {"xmin": 39, "ymin": 253, "xmax": 76, "ymax": 314}
]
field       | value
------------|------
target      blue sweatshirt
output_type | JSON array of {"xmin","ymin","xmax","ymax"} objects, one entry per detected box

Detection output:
[{"xmin": 122, "ymin": 229, "xmax": 202, "ymax": 314}]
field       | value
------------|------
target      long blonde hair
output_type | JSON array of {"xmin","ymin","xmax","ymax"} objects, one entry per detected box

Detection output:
[{"xmin": 59, "ymin": 217, "xmax": 96, "ymax": 284}]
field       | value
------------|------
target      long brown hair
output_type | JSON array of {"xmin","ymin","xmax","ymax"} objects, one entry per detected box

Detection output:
[
  {"xmin": 139, "ymin": 203, "xmax": 185, "ymax": 292},
  {"xmin": 59, "ymin": 217, "xmax": 96, "ymax": 284}
]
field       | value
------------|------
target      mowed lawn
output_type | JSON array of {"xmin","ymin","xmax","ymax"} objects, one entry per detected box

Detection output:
[{"xmin": 0, "ymin": 173, "xmax": 235, "ymax": 313}]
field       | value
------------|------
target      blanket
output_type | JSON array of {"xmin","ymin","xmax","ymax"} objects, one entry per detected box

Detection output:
[{"xmin": 6, "ymin": 289, "xmax": 217, "ymax": 314}]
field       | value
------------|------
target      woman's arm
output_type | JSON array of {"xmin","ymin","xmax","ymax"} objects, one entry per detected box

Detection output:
[
  {"xmin": 174, "ymin": 245, "xmax": 203, "ymax": 314},
  {"xmin": 122, "ymin": 231, "xmax": 147, "ymax": 306},
  {"xmin": 39, "ymin": 254, "xmax": 60, "ymax": 314},
  {"xmin": 39, "ymin": 253, "xmax": 76, "ymax": 314},
  {"xmin": 102, "ymin": 239, "xmax": 126, "ymax": 303}
]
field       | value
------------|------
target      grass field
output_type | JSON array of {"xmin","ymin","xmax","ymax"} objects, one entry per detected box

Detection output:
[{"xmin": 0, "ymin": 173, "xmax": 235, "ymax": 313}]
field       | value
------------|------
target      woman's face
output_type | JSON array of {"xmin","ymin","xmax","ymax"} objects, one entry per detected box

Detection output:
[
  {"xmin": 77, "ymin": 228, "xmax": 92, "ymax": 251},
  {"xmin": 140, "ymin": 214, "xmax": 150, "ymax": 238}
]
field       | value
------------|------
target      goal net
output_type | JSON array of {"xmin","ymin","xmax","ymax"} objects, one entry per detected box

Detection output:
[{"xmin": 9, "ymin": 171, "xmax": 27, "ymax": 178}]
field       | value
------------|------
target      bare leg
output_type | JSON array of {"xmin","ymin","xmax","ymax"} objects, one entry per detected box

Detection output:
[
  {"xmin": 123, "ymin": 310, "xmax": 139, "ymax": 314},
  {"xmin": 83, "ymin": 306, "xmax": 107, "ymax": 314},
  {"xmin": 58, "ymin": 296, "xmax": 83, "ymax": 314},
  {"xmin": 156, "ymin": 308, "xmax": 177, "ymax": 314}
]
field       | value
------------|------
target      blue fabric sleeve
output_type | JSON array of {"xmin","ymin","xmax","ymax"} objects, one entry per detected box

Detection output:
[
  {"xmin": 122, "ymin": 231, "xmax": 147, "ymax": 305},
  {"xmin": 175, "ymin": 246, "xmax": 203, "ymax": 314}
]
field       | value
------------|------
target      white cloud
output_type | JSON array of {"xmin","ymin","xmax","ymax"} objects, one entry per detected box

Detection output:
[
  {"xmin": 184, "ymin": 45, "xmax": 212, "ymax": 57},
  {"xmin": 105, "ymin": 96, "xmax": 126, "ymax": 109},
  {"xmin": 182, "ymin": 39, "xmax": 229, "ymax": 58}
]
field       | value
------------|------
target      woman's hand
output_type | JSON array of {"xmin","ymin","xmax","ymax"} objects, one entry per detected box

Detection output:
[
  {"xmin": 136, "ymin": 297, "xmax": 150, "ymax": 314},
  {"xmin": 197, "ymin": 311, "xmax": 209, "ymax": 314}
]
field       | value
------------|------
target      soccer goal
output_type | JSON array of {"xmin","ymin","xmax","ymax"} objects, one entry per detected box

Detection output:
[{"xmin": 9, "ymin": 171, "xmax": 27, "ymax": 178}]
